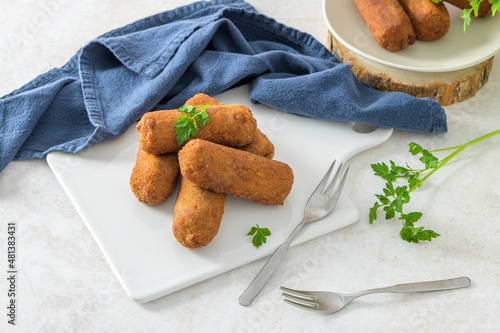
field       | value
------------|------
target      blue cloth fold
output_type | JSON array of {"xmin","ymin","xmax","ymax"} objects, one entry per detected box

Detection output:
[{"xmin": 0, "ymin": 0, "xmax": 447, "ymax": 173}]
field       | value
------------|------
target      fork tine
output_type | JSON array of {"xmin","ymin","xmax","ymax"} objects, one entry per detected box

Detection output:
[
  {"xmin": 314, "ymin": 159, "xmax": 336, "ymax": 194},
  {"xmin": 325, "ymin": 165, "xmax": 350, "ymax": 199},
  {"xmin": 281, "ymin": 292, "xmax": 317, "ymax": 307},
  {"xmin": 322, "ymin": 162, "xmax": 343, "ymax": 197},
  {"xmin": 279, "ymin": 286, "xmax": 315, "ymax": 298},
  {"xmin": 283, "ymin": 298, "xmax": 319, "ymax": 312},
  {"xmin": 280, "ymin": 286, "xmax": 318, "ymax": 307}
]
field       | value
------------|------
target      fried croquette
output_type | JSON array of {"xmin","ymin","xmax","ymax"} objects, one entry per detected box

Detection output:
[
  {"xmin": 178, "ymin": 139, "xmax": 293, "ymax": 206},
  {"xmin": 129, "ymin": 148, "xmax": 180, "ymax": 205},
  {"xmin": 184, "ymin": 93, "xmax": 224, "ymax": 107},
  {"xmin": 172, "ymin": 176, "xmax": 226, "ymax": 248},
  {"xmin": 239, "ymin": 129, "xmax": 275, "ymax": 159},
  {"xmin": 444, "ymin": 0, "xmax": 491, "ymax": 17},
  {"xmin": 137, "ymin": 104, "xmax": 257, "ymax": 155},
  {"xmin": 354, "ymin": 0, "xmax": 416, "ymax": 51},
  {"xmin": 399, "ymin": 0, "xmax": 450, "ymax": 41}
]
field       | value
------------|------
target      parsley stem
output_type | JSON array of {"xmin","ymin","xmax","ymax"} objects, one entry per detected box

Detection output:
[
  {"xmin": 409, "ymin": 147, "xmax": 463, "ymax": 192},
  {"xmin": 457, "ymin": 128, "xmax": 500, "ymax": 148},
  {"xmin": 410, "ymin": 128, "xmax": 500, "ymax": 192},
  {"xmin": 430, "ymin": 129, "xmax": 500, "ymax": 152}
]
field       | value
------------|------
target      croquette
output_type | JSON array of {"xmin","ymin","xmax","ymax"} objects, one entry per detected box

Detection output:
[
  {"xmin": 178, "ymin": 139, "xmax": 293, "ymax": 206},
  {"xmin": 136, "ymin": 104, "xmax": 258, "ymax": 155},
  {"xmin": 239, "ymin": 129, "xmax": 275, "ymax": 159},
  {"xmin": 399, "ymin": 0, "xmax": 450, "ymax": 41},
  {"xmin": 354, "ymin": 0, "xmax": 415, "ymax": 51},
  {"xmin": 172, "ymin": 176, "xmax": 226, "ymax": 248},
  {"xmin": 129, "ymin": 148, "xmax": 180, "ymax": 205},
  {"xmin": 444, "ymin": 0, "xmax": 491, "ymax": 17},
  {"xmin": 184, "ymin": 93, "xmax": 224, "ymax": 107}
]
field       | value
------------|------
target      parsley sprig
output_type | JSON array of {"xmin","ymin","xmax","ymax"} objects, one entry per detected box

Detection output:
[
  {"xmin": 247, "ymin": 224, "xmax": 271, "ymax": 248},
  {"xmin": 370, "ymin": 129, "xmax": 500, "ymax": 243},
  {"xmin": 174, "ymin": 105, "xmax": 210, "ymax": 145},
  {"xmin": 432, "ymin": 0, "xmax": 500, "ymax": 32}
]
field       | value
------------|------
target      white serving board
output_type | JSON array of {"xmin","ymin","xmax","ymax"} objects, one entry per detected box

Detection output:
[{"xmin": 47, "ymin": 85, "xmax": 392, "ymax": 303}]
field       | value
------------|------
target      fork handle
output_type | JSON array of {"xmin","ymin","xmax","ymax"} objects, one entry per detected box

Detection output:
[
  {"xmin": 238, "ymin": 243, "xmax": 291, "ymax": 306},
  {"xmin": 389, "ymin": 276, "xmax": 471, "ymax": 293},
  {"xmin": 355, "ymin": 277, "xmax": 471, "ymax": 298}
]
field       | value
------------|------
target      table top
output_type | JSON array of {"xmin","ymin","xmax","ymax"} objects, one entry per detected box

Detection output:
[{"xmin": 1, "ymin": 1, "xmax": 499, "ymax": 331}]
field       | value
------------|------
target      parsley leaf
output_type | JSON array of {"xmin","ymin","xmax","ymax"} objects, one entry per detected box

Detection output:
[
  {"xmin": 492, "ymin": 0, "xmax": 500, "ymax": 16},
  {"xmin": 174, "ymin": 105, "xmax": 210, "ymax": 145},
  {"xmin": 371, "ymin": 162, "xmax": 395, "ymax": 182},
  {"xmin": 247, "ymin": 224, "xmax": 271, "ymax": 248},
  {"xmin": 460, "ymin": 8, "xmax": 473, "ymax": 32}
]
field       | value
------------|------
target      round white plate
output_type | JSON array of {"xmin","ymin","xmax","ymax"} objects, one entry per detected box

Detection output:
[{"xmin": 323, "ymin": 0, "xmax": 500, "ymax": 72}]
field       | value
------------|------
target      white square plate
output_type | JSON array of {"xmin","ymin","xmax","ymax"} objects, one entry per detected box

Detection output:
[{"xmin": 47, "ymin": 85, "xmax": 392, "ymax": 303}]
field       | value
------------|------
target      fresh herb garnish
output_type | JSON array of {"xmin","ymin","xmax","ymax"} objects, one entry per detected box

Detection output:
[
  {"xmin": 174, "ymin": 105, "xmax": 210, "ymax": 145},
  {"xmin": 370, "ymin": 129, "xmax": 500, "ymax": 243},
  {"xmin": 432, "ymin": 0, "xmax": 500, "ymax": 32},
  {"xmin": 247, "ymin": 224, "xmax": 271, "ymax": 248}
]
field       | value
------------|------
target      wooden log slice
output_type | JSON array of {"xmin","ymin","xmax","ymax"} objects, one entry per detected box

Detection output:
[{"xmin": 327, "ymin": 32, "xmax": 492, "ymax": 106}]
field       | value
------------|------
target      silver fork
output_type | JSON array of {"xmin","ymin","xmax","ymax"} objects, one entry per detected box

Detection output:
[
  {"xmin": 238, "ymin": 159, "xmax": 349, "ymax": 306},
  {"xmin": 280, "ymin": 276, "xmax": 471, "ymax": 314}
]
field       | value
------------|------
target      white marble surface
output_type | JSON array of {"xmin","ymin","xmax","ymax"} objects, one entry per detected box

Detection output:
[{"xmin": 1, "ymin": 0, "xmax": 499, "ymax": 332}]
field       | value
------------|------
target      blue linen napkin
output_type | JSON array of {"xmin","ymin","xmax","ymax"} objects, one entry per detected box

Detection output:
[{"xmin": 0, "ymin": 0, "xmax": 447, "ymax": 173}]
